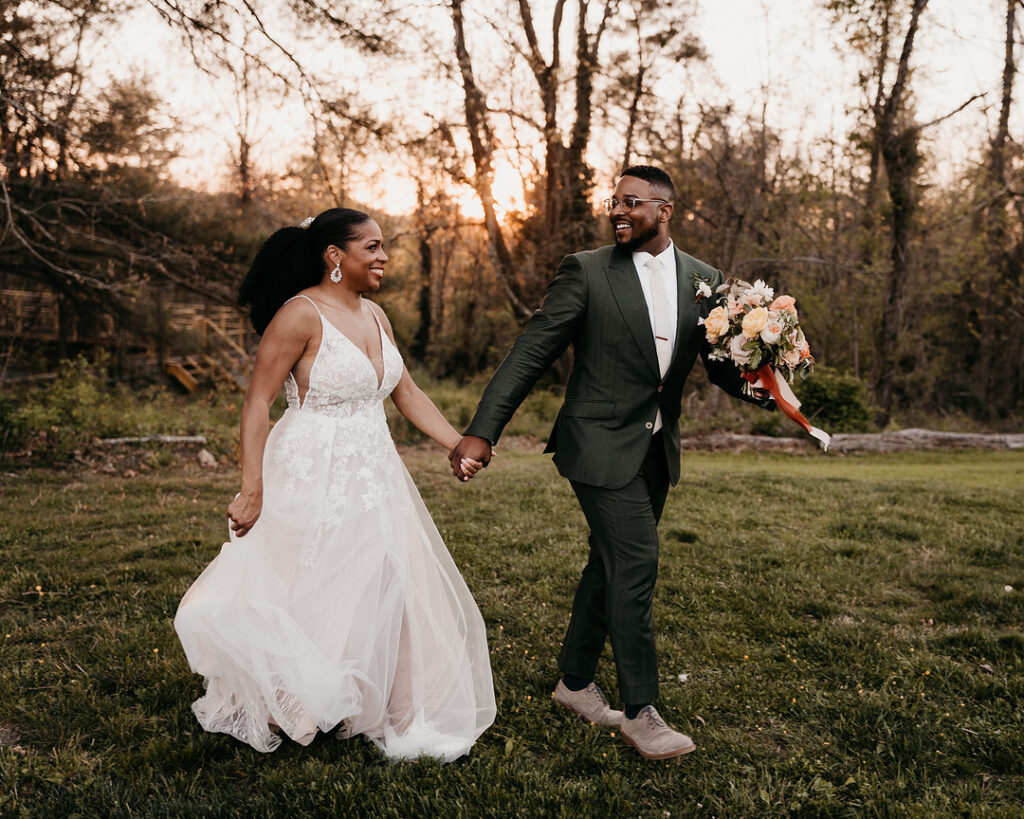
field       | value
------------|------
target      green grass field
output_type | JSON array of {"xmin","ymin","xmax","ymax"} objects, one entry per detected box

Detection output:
[{"xmin": 1, "ymin": 447, "xmax": 1023, "ymax": 817}]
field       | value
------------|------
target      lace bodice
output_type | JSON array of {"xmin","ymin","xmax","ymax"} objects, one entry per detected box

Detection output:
[
  {"xmin": 269, "ymin": 296, "xmax": 406, "ymax": 567},
  {"xmin": 283, "ymin": 296, "xmax": 403, "ymax": 417}
]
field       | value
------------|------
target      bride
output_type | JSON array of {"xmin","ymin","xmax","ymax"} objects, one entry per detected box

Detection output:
[{"xmin": 174, "ymin": 208, "xmax": 495, "ymax": 761}]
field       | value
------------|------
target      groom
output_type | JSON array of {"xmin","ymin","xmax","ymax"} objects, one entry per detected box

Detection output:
[{"xmin": 450, "ymin": 165, "xmax": 772, "ymax": 760}]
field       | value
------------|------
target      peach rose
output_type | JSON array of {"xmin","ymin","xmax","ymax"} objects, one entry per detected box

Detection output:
[
  {"xmin": 704, "ymin": 306, "xmax": 729, "ymax": 340},
  {"xmin": 782, "ymin": 348, "xmax": 801, "ymax": 368},
  {"xmin": 727, "ymin": 296, "xmax": 744, "ymax": 317},
  {"xmin": 741, "ymin": 306, "xmax": 769, "ymax": 336},
  {"xmin": 730, "ymin": 333, "xmax": 754, "ymax": 366},
  {"xmin": 770, "ymin": 295, "xmax": 797, "ymax": 315}
]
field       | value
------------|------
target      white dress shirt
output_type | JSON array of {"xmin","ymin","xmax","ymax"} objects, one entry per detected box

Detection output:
[{"xmin": 631, "ymin": 242, "xmax": 678, "ymax": 433}]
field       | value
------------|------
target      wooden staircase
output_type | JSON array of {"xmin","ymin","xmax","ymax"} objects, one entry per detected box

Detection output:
[
  {"xmin": 164, "ymin": 353, "xmax": 249, "ymax": 392},
  {"xmin": 163, "ymin": 306, "xmax": 253, "ymax": 392}
]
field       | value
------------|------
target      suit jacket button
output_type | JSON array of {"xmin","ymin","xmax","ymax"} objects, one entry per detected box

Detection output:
[
  {"xmin": 645, "ymin": 421, "xmax": 653, "ymax": 429},
  {"xmin": 657, "ymin": 385, "xmax": 663, "ymax": 393}
]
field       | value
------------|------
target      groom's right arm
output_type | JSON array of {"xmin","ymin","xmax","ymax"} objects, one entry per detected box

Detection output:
[{"xmin": 463, "ymin": 254, "xmax": 588, "ymax": 446}]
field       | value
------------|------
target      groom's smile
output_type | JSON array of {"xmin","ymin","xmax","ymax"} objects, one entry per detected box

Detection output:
[{"xmin": 606, "ymin": 177, "xmax": 672, "ymax": 254}]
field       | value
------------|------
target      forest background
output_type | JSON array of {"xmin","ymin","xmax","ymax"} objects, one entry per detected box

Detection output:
[{"xmin": 3, "ymin": 0, "xmax": 1024, "ymax": 435}]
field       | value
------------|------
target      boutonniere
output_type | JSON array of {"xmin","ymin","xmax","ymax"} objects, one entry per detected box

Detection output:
[{"xmin": 691, "ymin": 270, "xmax": 715, "ymax": 303}]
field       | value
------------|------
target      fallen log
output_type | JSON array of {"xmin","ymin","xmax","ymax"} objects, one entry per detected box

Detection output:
[
  {"xmin": 829, "ymin": 428, "xmax": 1024, "ymax": 453},
  {"xmin": 680, "ymin": 428, "xmax": 1024, "ymax": 453},
  {"xmin": 680, "ymin": 434, "xmax": 808, "ymax": 452},
  {"xmin": 98, "ymin": 435, "xmax": 207, "ymax": 446}
]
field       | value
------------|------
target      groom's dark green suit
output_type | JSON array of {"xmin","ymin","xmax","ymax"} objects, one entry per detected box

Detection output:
[{"xmin": 465, "ymin": 243, "xmax": 766, "ymax": 704}]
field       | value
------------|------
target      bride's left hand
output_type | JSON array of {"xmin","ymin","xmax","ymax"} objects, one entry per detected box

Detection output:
[{"xmin": 458, "ymin": 457, "xmax": 483, "ymax": 481}]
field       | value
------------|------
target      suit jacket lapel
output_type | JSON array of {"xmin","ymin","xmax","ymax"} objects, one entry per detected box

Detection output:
[{"xmin": 604, "ymin": 247, "xmax": 660, "ymax": 379}]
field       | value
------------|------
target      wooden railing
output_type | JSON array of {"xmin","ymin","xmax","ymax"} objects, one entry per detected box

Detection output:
[
  {"xmin": 1, "ymin": 289, "xmax": 254, "ymax": 390},
  {"xmin": 164, "ymin": 303, "xmax": 251, "ymax": 356},
  {"xmin": 0, "ymin": 289, "xmax": 115, "ymax": 342}
]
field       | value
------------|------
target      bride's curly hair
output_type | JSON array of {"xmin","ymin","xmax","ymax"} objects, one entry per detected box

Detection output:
[{"xmin": 238, "ymin": 208, "xmax": 371, "ymax": 334}]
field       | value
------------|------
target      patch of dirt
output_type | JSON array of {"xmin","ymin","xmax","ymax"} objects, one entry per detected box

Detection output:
[{"xmin": 0, "ymin": 723, "xmax": 27, "ymax": 755}]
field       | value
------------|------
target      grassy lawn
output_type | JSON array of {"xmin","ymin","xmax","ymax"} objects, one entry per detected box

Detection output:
[{"xmin": 1, "ymin": 447, "xmax": 1022, "ymax": 817}]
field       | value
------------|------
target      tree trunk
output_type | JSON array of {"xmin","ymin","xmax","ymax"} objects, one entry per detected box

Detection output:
[
  {"xmin": 872, "ymin": 0, "xmax": 928, "ymax": 416},
  {"xmin": 57, "ymin": 293, "xmax": 71, "ymax": 361},
  {"xmin": 974, "ymin": 0, "xmax": 1019, "ymax": 410},
  {"xmin": 449, "ymin": 0, "xmax": 532, "ymax": 321},
  {"xmin": 411, "ymin": 203, "xmax": 433, "ymax": 364},
  {"xmin": 238, "ymin": 136, "xmax": 253, "ymax": 204}
]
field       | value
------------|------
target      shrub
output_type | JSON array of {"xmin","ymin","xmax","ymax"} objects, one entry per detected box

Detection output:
[
  {"xmin": 0, "ymin": 355, "xmax": 240, "ymax": 465},
  {"xmin": 793, "ymin": 367, "xmax": 875, "ymax": 433},
  {"xmin": 0, "ymin": 357, "xmax": 108, "ymax": 463}
]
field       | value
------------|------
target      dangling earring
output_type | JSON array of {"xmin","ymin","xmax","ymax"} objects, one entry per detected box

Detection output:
[{"xmin": 330, "ymin": 264, "xmax": 342, "ymax": 283}]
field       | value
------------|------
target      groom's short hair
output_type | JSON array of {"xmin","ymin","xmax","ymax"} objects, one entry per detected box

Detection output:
[{"xmin": 620, "ymin": 165, "xmax": 676, "ymax": 203}]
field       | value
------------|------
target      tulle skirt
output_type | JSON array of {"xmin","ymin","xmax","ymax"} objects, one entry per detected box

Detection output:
[{"xmin": 174, "ymin": 409, "xmax": 495, "ymax": 760}]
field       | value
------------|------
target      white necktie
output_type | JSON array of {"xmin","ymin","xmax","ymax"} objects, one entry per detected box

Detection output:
[{"xmin": 649, "ymin": 259, "xmax": 673, "ymax": 378}]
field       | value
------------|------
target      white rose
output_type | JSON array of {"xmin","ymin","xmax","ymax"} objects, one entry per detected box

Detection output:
[{"xmin": 760, "ymin": 320, "xmax": 784, "ymax": 345}]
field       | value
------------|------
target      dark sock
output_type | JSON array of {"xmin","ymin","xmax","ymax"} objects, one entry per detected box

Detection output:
[
  {"xmin": 624, "ymin": 703, "xmax": 651, "ymax": 720},
  {"xmin": 561, "ymin": 674, "xmax": 591, "ymax": 692}
]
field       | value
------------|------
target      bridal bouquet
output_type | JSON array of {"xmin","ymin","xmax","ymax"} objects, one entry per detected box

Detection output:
[{"xmin": 697, "ymin": 275, "xmax": 830, "ymax": 450}]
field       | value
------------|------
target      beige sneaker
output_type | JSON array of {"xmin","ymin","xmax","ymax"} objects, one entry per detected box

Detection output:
[
  {"xmin": 620, "ymin": 705, "xmax": 696, "ymax": 759},
  {"xmin": 551, "ymin": 680, "xmax": 623, "ymax": 727}
]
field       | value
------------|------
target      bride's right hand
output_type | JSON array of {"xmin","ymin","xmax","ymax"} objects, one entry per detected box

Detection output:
[{"xmin": 228, "ymin": 490, "xmax": 262, "ymax": 537}]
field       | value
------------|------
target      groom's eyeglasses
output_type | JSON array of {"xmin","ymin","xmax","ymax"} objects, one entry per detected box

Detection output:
[{"xmin": 602, "ymin": 196, "xmax": 669, "ymax": 214}]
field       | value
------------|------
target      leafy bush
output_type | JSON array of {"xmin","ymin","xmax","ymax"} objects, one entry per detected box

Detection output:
[
  {"xmin": 0, "ymin": 357, "xmax": 109, "ymax": 463},
  {"xmin": 793, "ymin": 367, "xmax": 875, "ymax": 433},
  {"xmin": 0, "ymin": 356, "xmax": 240, "ymax": 465},
  {"xmin": 750, "ymin": 412, "xmax": 789, "ymax": 437}
]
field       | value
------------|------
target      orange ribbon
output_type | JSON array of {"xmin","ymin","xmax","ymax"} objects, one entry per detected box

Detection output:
[{"xmin": 742, "ymin": 364, "xmax": 830, "ymax": 450}]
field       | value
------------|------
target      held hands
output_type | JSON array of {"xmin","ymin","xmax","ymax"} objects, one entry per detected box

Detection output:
[
  {"xmin": 456, "ymin": 457, "xmax": 484, "ymax": 481},
  {"xmin": 228, "ymin": 490, "xmax": 262, "ymax": 537},
  {"xmin": 449, "ymin": 435, "xmax": 494, "ymax": 481}
]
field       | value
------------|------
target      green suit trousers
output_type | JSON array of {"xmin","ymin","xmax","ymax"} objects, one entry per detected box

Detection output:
[{"xmin": 560, "ymin": 431, "xmax": 670, "ymax": 704}]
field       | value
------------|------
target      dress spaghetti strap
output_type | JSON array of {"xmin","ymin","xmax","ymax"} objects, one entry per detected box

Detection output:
[{"xmin": 285, "ymin": 293, "xmax": 323, "ymax": 316}]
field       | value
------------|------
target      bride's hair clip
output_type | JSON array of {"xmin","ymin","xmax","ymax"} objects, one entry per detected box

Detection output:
[{"xmin": 298, "ymin": 216, "xmax": 315, "ymax": 228}]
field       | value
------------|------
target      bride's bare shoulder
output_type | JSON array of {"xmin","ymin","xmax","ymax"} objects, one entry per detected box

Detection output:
[{"xmin": 264, "ymin": 294, "xmax": 321, "ymax": 339}]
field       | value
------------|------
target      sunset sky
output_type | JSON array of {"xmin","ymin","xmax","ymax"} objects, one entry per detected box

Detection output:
[{"xmin": 94, "ymin": 0, "xmax": 1013, "ymax": 214}]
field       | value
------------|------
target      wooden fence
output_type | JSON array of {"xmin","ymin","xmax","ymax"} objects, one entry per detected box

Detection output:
[
  {"xmin": 0, "ymin": 289, "xmax": 115, "ymax": 342},
  {"xmin": 1, "ymin": 290, "xmax": 254, "ymax": 390}
]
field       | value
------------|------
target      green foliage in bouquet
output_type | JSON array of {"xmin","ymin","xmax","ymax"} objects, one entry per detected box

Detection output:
[{"xmin": 793, "ymin": 367, "xmax": 874, "ymax": 433}]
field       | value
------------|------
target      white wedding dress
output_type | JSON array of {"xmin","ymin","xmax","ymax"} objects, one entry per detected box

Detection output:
[{"xmin": 174, "ymin": 296, "xmax": 495, "ymax": 760}]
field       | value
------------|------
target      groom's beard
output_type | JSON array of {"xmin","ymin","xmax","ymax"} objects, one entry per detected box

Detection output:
[{"xmin": 614, "ymin": 221, "xmax": 660, "ymax": 252}]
